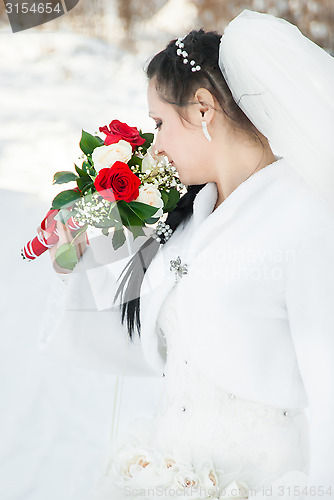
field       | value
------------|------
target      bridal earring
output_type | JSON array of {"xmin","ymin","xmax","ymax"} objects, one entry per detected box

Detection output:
[{"xmin": 201, "ymin": 120, "xmax": 212, "ymax": 142}]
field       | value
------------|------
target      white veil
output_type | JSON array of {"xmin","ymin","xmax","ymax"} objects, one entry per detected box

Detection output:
[{"xmin": 219, "ymin": 9, "xmax": 334, "ymax": 216}]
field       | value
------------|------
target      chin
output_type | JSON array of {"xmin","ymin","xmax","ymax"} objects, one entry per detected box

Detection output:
[
  {"xmin": 180, "ymin": 176, "xmax": 208, "ymax": 187},
  {"xmin": 177, "ymin": 172, "xmax": 194, "ymax": 185},
  {"xmin": 177, "ymin": 168, "xmax": 208, "ymax": 187}
]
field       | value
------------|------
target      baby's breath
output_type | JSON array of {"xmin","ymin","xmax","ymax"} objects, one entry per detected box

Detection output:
[
  {"xmin": 72, "ymin": 193, "xmax": 113, "ymax": 226},
  {"xmin": 135, "ymin": 159, "xmax": 183, "ymax": 192}
]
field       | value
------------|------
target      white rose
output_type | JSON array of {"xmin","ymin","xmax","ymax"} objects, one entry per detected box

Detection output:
[
  {"xmin": 134, "ymin": 183, "xmax": 164, "ymax": 218},
  {"xmin": 141, "ymin": 149, "xmax": 156, "ymax": 174},
  {"xmin": 110, "ymin": 445, "xmax": 155, "ymax": 484},
  {"xmin": 92, "ymin": 140, "xmax": 132, "ymax": 172},
  {"xmin": 170, "ymin": 468, "xmax": 202, "ymax": 498},
  {"xmin": 142, "ymin": 145, "xmax": 169, "ymax": 173},
  {"xmin": 195, "ymin": 460, "xmax": 219, "ymax": 497},
  {"xmin": 162, "ymin": 456, "xmax": 178, "ymax": 471},
  {"xmin": 110, "ymin": 445, "xmax": 176, "ymax": 492}
]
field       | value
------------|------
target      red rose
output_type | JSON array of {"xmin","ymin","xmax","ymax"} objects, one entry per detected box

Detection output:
[
  {"xmin": 94, "ymin": 161, "xmax": 141, "ymax": 202},
  {"xmin": 99, "ymin": 120, "xmax": 145, "ymax": 151}
]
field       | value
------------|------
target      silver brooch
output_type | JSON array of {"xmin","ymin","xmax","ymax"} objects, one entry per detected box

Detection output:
[{"xmin": 170, "ymin": 256, "xmax": 188, "ymax": 284}]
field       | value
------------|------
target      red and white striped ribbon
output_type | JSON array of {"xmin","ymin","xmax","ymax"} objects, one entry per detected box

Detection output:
[{"xmin": 21, "ymin": 210, "xmax": 86, "ymax": 261}]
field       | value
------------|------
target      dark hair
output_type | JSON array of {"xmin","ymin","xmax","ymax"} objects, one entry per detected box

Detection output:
[{"xmin": 114, "ymin": 29, "xmax": 264, "ymax": 341}]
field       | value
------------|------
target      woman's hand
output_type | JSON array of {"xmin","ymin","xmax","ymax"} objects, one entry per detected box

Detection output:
[{"xmin": 37, "ymin": 220, "xmax": 87, "ymax": 274}]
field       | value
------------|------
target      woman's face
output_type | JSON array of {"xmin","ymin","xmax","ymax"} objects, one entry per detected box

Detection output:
[{"xmin": 147, "ymin": 78, "xmax": 215, "ymax": 186}]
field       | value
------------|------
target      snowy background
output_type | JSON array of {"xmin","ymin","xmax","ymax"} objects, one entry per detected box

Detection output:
[
  {"xmin": 0, "ymin": 2, "xmax": 199, "ymax": 499},
  {"xmin": 0, "ymin": 1, "xmax": 330, "ymax": 499}
]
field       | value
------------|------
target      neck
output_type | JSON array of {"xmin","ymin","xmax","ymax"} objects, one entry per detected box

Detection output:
[{"xmin": 212, "ymin": 141, "xmax": 277, "ymax": 211}]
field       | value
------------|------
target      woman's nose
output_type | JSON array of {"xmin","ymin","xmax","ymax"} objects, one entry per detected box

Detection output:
[
  {"xmin": 153, "ymin": 143, "xmax": 164, "ymax": 156},
  {"xmin": 153, "ymin": 136, "xmax": 163, "ymax": 155}
]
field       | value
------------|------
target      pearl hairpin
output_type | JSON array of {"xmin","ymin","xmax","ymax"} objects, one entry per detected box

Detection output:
[{"xmin": 175, "ymin": 37, "xmax": 201, "ymax": 72}]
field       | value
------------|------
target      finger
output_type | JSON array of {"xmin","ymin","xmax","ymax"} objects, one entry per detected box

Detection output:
[
  {"xmin": 56, "ymin": 220, "xmax": 72, "ymax": 244},
  {"xmin": 75, "ymin": 227, "xmax": 87, "ymax": 256},
  {"xmin": 74, "ymin": 230, "xmax": 87, "ymax": 246},
  {"xmin": 75, "ymin": 242, "xmax": 86, "ymax": 257}
]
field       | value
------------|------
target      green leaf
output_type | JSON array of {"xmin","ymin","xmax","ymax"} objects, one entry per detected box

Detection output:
[
  {"xmin": 81, "ymin": 161, "xmax": 90, "ymax": 173},
  {"xmin": 82, "ymin": 190, "xmax": 93, "ymax": 203},
  {"xmin": 112, "ymin": 226, "xmax": 126, "ymax": 250},
  {"xmin": 74, "ymin": 164, "xmax": 86, "ymax": 177},
  {"xmin": 51, "ymin": 189, "xmax": 82, "ymax": 210},
  {"xmin": 140, "ymin": 132, "xmax": 154, "ymax": 147},
  {"xmin": 117, "ymin": 200, "xmax": 144, "ymax": 227},
  {"xmin": 55, "ymin": 243, "xmax": 78, "ymax": 271},
  {"xmin": 129, "ymin": 225, "xmax": 146, "ymax": 240},
  {"xmin": 53, "ymin": 171, "xmax": 78, "ymax": 184},
  {"xmin": 54, "ymin": 209, "xmax": 72, "ymax": 224},
  {"xmin": 163, "ymin": 188, "xmax": 180, "ymax": 212},
  {"xmin": 160, "ymin": 190, "xmax": 169, "ymax": 207},
  {"xmin": 137, "ymin": 132, "xmax": 154, "ymax": 154},
  {"xmin": 94, "ymin": 136, "xmax": 105, "ymax": 146},
  {"xmin": 80, "ymin": 160, "xmax": 96, "ymax": 176},
  {"xmin": 79, "ymin": 130, "xmax": 102, "ymax": 155},
  {"xmin": 145, "ymin": 216, "xmax": 160, "ymax": 225},
  {"xmin": 127, "ymin": 156, "xmax": 142, "ymax": 169},
  {"xmin": 76, "ymin": 175, "xmax": 94, "ymax": 193},
  {"xmin": 127, "ymin": 201, "xmax": 159, "ymax": 221},
  {"xmin": 108, "ymin": 200, "xmax": 118, "ymax": 214}
]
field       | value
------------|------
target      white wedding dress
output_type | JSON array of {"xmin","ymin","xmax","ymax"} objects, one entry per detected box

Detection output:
[{"xmin": 87, "ymin": 282, "xmax": 309, "ymax": 500}]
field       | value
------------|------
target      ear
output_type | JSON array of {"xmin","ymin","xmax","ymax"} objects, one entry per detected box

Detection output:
[{"xmin": 192, "ymin": 88, "xmax": 215, "ymax": 125}]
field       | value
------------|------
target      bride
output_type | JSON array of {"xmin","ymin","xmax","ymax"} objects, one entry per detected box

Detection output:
[{"xmin": 42, "ymin": 10, "xmax": 334, "ymax": 500}]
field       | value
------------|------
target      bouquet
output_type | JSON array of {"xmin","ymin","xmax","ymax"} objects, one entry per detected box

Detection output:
[{"xmin": 21, "ymin": 120, "xmax": 184, "ymax": 270}]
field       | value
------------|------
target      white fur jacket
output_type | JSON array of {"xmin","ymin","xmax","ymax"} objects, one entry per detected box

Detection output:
[{"xmin": 40, "ymin": 157, "xmax": 334, "ymax": 491}]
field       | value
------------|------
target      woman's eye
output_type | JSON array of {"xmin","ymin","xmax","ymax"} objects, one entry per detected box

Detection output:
[{"xmin": 155, "ymin": 121, "xmax": 162, "ymax": 130}]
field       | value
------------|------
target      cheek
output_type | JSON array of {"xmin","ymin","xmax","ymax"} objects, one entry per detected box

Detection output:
[
  {"xmin": 176, "ymin": 153, "xmax": 209, "ymax": 185},
  {"xmin": 182, "ymin": 137, "xmax": 206, "ymax": 165}
]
